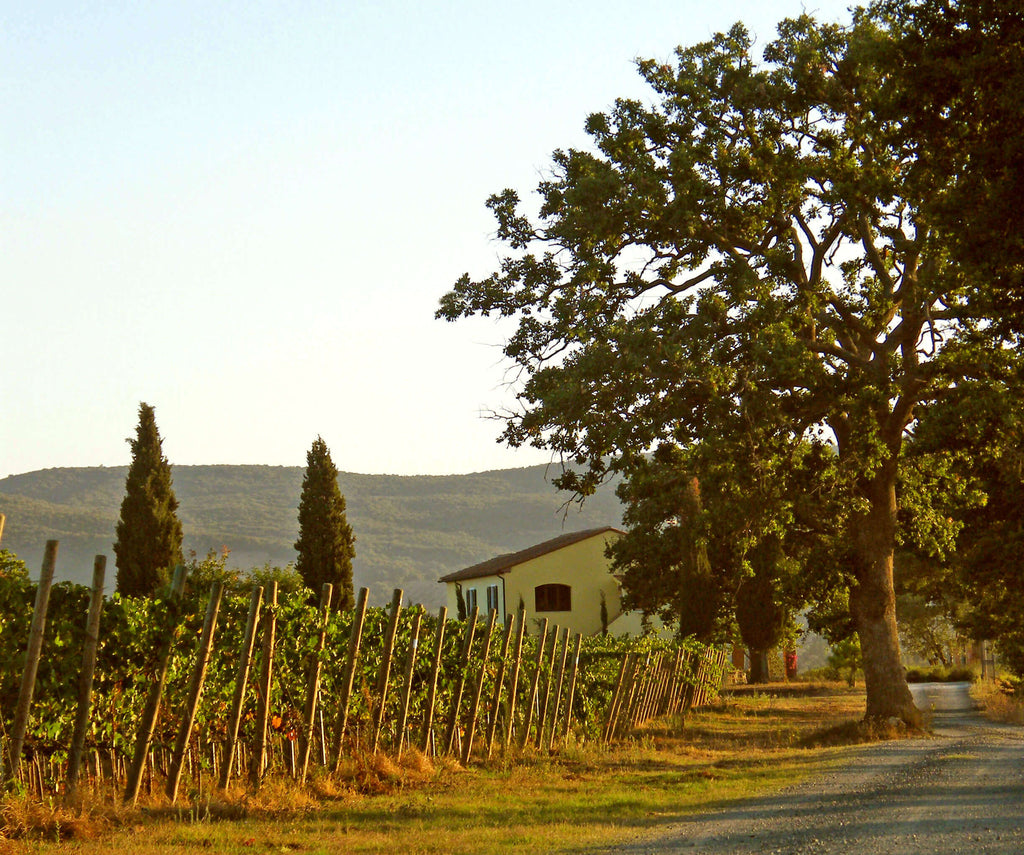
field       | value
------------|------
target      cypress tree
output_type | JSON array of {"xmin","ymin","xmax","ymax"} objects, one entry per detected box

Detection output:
[
  {"xmin": 294, "ymin": 437, "xmax": 355, "ymax": 610},
  {"xmin": 114, "ymin": 402, "xmax": 184, "ymax": 596}
]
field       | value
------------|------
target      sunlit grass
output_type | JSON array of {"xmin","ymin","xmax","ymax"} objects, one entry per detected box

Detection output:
[{"xmin": 2, "ymin": 684, "xmax": 869, "ymax": 854}]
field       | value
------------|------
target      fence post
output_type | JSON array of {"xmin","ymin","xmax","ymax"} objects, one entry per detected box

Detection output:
[
  {"xmin": 419, "ymin": 606, "xmax": 447, "ymax": 754},
  {"xmin": 442, "ymin": 605, "xmax": 479, "ymax": 756},
  {"xmin": 394, "ymin": 607, "xmax": 423, "ymax": 759},
  {"xmin": 330, "ymin": 586, "xmax": 369, "ymax": 772},
  {"xmin": 298, "ymin": 584, "xmax": 333, "ymax": 783},
  {"xmin": 123, "ymin": 564, "xmax": 188, "ymax": 804},
  {"xmin": 4, "ymin": 540, "xmax": 58, "ymax": 788},
  {"xmin": 65, "ymin": 556, "xmax": 107, "ymax": 804},
  {"xmin": 220, "ymin": 585, "xmax": 263, "ymax": 788},
  {"xmin": 250, "ymin": 581, "xmax": 279, "ymax": 788},
  {"xmin": 461, "ymin": 609, "xmax": 497, "ymax": 765},
  {"xmin": 485, "ymin": 613, "xmax": 517, "ymax": 758},
  {"xmin": 0, "ymin": 512, "xmax": 5, "ymax": 544},
  {"xmin": 370, "ymin": 589, "xmax": 404, "ymax": 753},
  {"xmin": 166, "ymin": 581, "xmax": 224, "ymax": 802}
]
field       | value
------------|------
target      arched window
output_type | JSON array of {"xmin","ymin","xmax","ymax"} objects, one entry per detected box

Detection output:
[{"xmin": 535, "ymin": 583, "xmax": 571, "ymax": 612}]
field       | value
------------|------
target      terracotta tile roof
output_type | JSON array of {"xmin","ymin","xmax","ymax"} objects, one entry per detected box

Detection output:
[{"xmin": 438, "ymin": 526, "xmax": 623, "ymax": 584}]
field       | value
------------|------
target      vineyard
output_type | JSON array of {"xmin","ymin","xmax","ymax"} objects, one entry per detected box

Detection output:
[{"xmin": 0, "ymin": 540, "xmax": 728, "ymax": 805}]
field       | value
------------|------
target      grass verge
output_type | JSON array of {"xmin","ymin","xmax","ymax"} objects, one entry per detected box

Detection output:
[{"xmin": 2, "ymin": 684, "xmax": 870, "ymax": 854}]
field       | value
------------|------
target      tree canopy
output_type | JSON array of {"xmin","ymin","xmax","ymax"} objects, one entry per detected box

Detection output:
[
  {"xmin": 114, "ymin": 403, "xmax": 184, "ymax": 596},
  {"xmin": 294, "ymin": 437, "xmax": 356, "ymax": 610},
  {"xmin": 439, "ymin": 10, "xmax": 1019, "ymax": 722}
]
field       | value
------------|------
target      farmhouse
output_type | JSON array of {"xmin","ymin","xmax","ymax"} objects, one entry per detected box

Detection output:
[{"xmin": 438, "ymin": 526, "xmax": 650, "ymax": 636}]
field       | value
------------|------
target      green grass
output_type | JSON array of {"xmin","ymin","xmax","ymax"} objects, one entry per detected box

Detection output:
[{"xmin": 2, "ymin": 684, "xmax": 869, "ymax": 854}]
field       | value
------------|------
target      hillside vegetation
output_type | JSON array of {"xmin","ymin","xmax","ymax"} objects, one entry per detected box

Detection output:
[{"xmin": 0, "ymin": 464, "xmax": 623, "ymax": 606}]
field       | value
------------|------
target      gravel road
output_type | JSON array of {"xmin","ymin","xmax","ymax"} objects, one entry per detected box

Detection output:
[{"xmin": 595, "ymin": 683, "xmax": 1024, "ymax": 855}]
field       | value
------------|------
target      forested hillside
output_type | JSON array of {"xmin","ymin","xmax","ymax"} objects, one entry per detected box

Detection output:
[{"xmin": 0, "ymin": 464, "xmax": 623, "ymax": 607}]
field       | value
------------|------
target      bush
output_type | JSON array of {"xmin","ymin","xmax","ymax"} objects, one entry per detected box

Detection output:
[{"xmin": 904, "ymin": 666, "xmax": 976, "ymax": 683}]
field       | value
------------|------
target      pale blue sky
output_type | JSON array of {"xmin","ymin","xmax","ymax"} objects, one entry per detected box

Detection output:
[{"xmin": 2, "ymin": 0, "xmax": 857, "ymax": 478}]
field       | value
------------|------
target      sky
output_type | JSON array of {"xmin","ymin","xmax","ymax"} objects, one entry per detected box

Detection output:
[{"xmin": 2, "ymin": 0, "xmax": 858, "ymax": 479}]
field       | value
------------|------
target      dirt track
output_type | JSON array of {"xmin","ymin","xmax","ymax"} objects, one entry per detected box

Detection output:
[{"xmin": 596, "ymin": 683, "xmax": 1024, "ymax": 855}]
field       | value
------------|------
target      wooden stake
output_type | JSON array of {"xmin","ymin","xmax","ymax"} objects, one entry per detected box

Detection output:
[
  {"xmin": 298, "ymin": 583, "xmax": 333, "ymax": 783},
  {"xmin": 394, "ymin": 608, "xmax": 423, "ymax": 759},
  {"xmin": 484, "ymin": 612, "xmax": 516, "ymax": 758},
  {"xmin": 65, "ymin": 556, "xmax": 106, "ymax": 804},
  {"xmin": 330, "ymin": 586, "xmax": 369, "ymax": 772},
  {"xmin": 518, "ymin": 618, "xmax": 548, "ymax": 750},
  {"xmin": 546, "ymin": 628, "xmax": 571, "ymax": 751},
  {"xmin": 534, "ymin": 628, "xmax": 559, "ymax": 750},
  {"xmin": 442, "ymin": 605, "xmax": 478, "ymax": 756},
  {"xmin": 166, "ymin": 581, "xmax": 224, "ymax": 802},
  {"xmin": 4, "ymin": 540, "xmax": 58, "ymax": 787},
  {"xmin": 419, "ymin": 606, "xmax": 447, "ymax": 754},
  {"xmin": 501, "ymin": 608, "xmax": 528, "ymax": 753},
  {"xmin": 123, "ymin": 564, "xmax": 188, "ymax": 804},
  {"xmin": 370, "ymin": 588, "xmax": 404, "ymax": 753},
  {"xmin": 250, "ymin": 581, "xmax": 278, "ymax": 788},
  {"xmin": 220, "ymin": 585, "xmax": 264, "ymax": 788},
  {"xmin": 560, "ymin": 633, "xmax": 583, "ymax": 741},
  {"xmin": 461, "ymin": 609, "xmax": 497, "ymax": 766}
]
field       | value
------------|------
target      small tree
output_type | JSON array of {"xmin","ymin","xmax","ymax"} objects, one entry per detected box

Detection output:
[
  {"xmin": 294, "ymin": 437, "xmax": 355, "ymax": 610},
  {"xmin": 114, "ymin": 403, "xmax": 184, "ymax": 596}
]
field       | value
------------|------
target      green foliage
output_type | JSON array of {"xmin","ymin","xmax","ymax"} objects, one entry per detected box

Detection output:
[
  {"xmin": 0, "ymin": 564, "xmax": 726, "ymax": 785},
  {"xmin": 871, "ymin": 0, "xmax": 1024, "ymax": 318},
  {"xmin": 113, "ymin": 403, "xmax": 184, "ymax": 597},
  {"xmin": 438, "ymin": 7, "xmax": 1021, "ymax": 721},
  {"xmin": 294, "ymin": 438, "xmax": 356, "ymax": 611},
  {"xmin": 827, "ymin": 637, "xmax": 862, "ymax": 687}
]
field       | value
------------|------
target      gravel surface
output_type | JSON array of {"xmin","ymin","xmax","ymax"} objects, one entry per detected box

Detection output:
[{"xmin": 594, "ymin": 683, "xmax": 1024, "ymax": 855}]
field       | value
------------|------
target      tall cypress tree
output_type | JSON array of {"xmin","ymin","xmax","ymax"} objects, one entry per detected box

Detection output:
[
  {"xmin": 114, "ymin": 402, "xmax": 184, "ymax": 596},
  {"xmin": 294, "ymin": 437, "xmax": 355, "ymax": 610}
]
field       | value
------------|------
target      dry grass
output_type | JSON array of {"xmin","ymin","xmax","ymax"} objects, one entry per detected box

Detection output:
[
  {"xmin": 973, "ymin": 679, "xmax": 1024, "ymax": 725},
  {"xmin": 1, "ymin": 683, "xmax": 880, "ymax": 854}
]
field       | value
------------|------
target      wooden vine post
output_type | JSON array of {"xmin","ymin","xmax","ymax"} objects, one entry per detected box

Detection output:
[
  {"xmin": 501, "ymin": 608, "xmax": 528, "ymax": 753},
  {"xmin": 220, "ymin": 585, "xmax": 264, "ymax": 788},
  {"xmin": 561, "ymin": 633, "xmax": 583, "ymax": 740},
  {"xmin": 166, "ymin": 581, "xmax": 224, "ymax": 802},
  {"xmin": 250, "ymin": 581, "xmax": 278, "ymax": 788},
  {"xmin": 534, "ymin": 627, "xmax": 559, "ymax": 750},
  {"xmin": 4, "ymin": 540, "xmax": 58, "ymax": 788},
  {"xmin": 370, "ymin": 588, "xmax": 404, "ymax": 753},
  {"xmin": 0, "ymin": 513, "xmax": 5, "ymax": 544},
  {"xmin": 419, "ymin": 606, "xmax": 447, "ymax": 754},
  {"xmin": 461, "ymin": 608, "xmax": 497, "ymax": 765},
  {"xmin": 65, "ymin": 556, "xmax": 107, "ymax": 804},
  {"xmin": 484, "ymin": 612, "xmax": 517, "ymax": 758},
  {"xmin": 442, "ymin": 605, "xmax": 479, "ymax": 756},
  {"xmin": 518, "ymin": 618, "xmax": 549, "ymax": 750},
  {"xmin": 546, "ymin": 627, "xmax": 571, "ymax": 751},
  {"xmin": 298, "ymin": 583, "xmax": 333, "ymax": 783},
  {"xmin": 330, "ymin": 586, "xmax": 369, "ymax": 772},
  {"xmin": 394, "ymin": 607, "xmax": 423, "ymax": 759},
  {"xmin": 124, "ymin": 564, "xmax": 188, "ymax": 805}
]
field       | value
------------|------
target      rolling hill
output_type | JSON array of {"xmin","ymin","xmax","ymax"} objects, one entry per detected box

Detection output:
[{"xmin": 0, "ymin": 464, "xmax": 623, "ymax": 607}]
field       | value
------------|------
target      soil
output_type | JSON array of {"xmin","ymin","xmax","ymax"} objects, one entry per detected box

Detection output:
[{"xmin": 596, "ymin": 682, "xmax": 1024, "ymax": 855}]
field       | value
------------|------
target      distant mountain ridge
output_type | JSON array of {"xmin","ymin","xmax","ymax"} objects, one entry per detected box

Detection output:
[{"xmin": 0, "ymin": 464, "xmax": 624, "ymax": 607}]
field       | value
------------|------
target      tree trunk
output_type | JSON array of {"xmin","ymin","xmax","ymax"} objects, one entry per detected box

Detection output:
[
  {"xmin": 851, "ymin": 475, "xmax": 922, "ymax": 727},
  {"xmin": 747, "ymin": 650, "xmax": 769, "ymax": 684}
]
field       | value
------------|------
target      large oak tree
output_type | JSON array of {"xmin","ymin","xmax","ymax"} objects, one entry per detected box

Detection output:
[{"xmin": 439, "ymin": 14, "xmax": 1017, "ymax": 723}]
